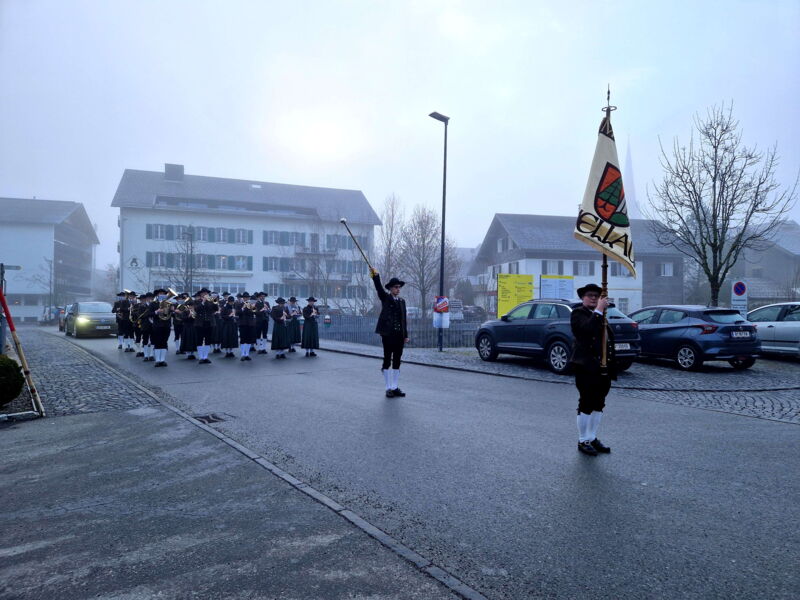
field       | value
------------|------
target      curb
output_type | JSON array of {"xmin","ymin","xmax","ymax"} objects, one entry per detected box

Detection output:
[
  {"xmin": 319, "ymin": 344, "xmax": 800, "ymax": 393},
  {"xmin": 56, "ymin": 333, "xmax": 489, "ymax": 600}
]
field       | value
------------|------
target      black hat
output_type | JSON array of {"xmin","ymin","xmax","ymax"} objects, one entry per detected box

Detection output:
[
  {"xmin": 226, "ymin": 295, "xmax": 235, "ymax": 302},
  {"xmin": 288, "ymin": 296, "xmax": 297, "ymax": 302},
  {"xmin": 142, "ymin": 292, "xmax": 153, "ymax": 299},
  {"xmin": 384, "ymin": 277, "xmax": 405, "ymax": 289},
  {"xmin": 276, "ymin": 297, "xmax": 286, "ymax": 304},
  {"xmin": 256, "ymin": 291, "xmax": 266, "ymax": 297},
  {"xmin": 577, "ymin": 283, "xmax": 603, "ymax": 298},
  {"xmin": 153, "ymin": 288, "xmax": 168, "ymax": 295},
  {"xmin": 196, "ymin": 287, "xmax": 211, "ymax": 295},
  {"xmin": 127, "ymin": 290, "xmax": 137, "ymax": 296},
  {"xmin": 222, "ymin": 291, "xmax": 230, "ymax": 297},
  {"xmin": 306, "ymin": 296, "xmax": 317, "ymax": 302},
  {"xmin": 242, "ymin": 292, "xmax": 250, "ymax": 298},
  {"xmin": 193, "ymin": 291, "xmax": 203, "ymax": 298},
  {"xmin": 235, "ymin": 293, "xmax": 243, "ymax": 298},
  {"xmin": 117, "ymin": 291, "xmax": 126, "ymax": 297}
]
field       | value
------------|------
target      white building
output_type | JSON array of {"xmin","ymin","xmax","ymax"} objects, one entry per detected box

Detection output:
[
  {"xmin": 112, "ymin": 164, "xmax": 380, "ymax": 311},
  {"xmin": 0, "ymin": 198, "xmax": 98, "ymax": 322}
]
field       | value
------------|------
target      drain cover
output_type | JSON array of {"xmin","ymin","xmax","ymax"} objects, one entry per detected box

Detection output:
[{"xmin": 194, "ymin": 413, "xmax": 225, "ymax": 424}]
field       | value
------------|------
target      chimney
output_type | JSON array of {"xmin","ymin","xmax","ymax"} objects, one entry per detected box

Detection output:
[{"xmin": 164, "ymin": 163, "xmax": 184, "ymax": 181}]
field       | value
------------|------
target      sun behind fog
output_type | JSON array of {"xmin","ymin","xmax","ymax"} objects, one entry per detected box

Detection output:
[{"xmin": 270, "ymin": 108, "xmax": 367, "ymax": 165}]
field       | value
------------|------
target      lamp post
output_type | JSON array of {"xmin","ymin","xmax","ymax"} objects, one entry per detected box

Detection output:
[{"xmin": 429, "ymin": 111, "xmax": 449, "ymax": 352}]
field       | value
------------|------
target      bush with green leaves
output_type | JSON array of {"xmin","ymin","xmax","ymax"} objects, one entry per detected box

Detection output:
[{"xmin": 0, "ymin": 354, "xmax": 25, "ymax": 407}]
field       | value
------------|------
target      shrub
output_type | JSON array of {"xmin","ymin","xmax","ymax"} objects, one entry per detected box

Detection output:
[{"xmin": 0, "ymin": 354, "xmax": 25, "ymax": 407}]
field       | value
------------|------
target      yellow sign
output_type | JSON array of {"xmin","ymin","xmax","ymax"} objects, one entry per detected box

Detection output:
[{"xmin": 497, "ymin": 274, "xmax": 534, "ymax": 317}]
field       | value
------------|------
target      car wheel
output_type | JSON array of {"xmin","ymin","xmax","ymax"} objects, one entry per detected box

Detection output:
[
  {"xmin": 675, "ymin": 344, "xmax": 702, "ymax": 370},
  {"xmin": 616, "ymin": 359, "xmax": 633, "ymax": 371},
  {"xmin": 546, "ymin": 340, "xmax": 571, "ymax": 374},
  {"xmin": 476, "ymin": 334, "xmax": 498, "ymax": 362},
  {"xmin": 728, "ymin": 357, "xmax": 755, "ymax": 370}
]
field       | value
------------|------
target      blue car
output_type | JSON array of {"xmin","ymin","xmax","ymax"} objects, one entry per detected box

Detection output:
[{"xmin": 628, "ymin": 305, "xmax": 760, "ymax": 370}]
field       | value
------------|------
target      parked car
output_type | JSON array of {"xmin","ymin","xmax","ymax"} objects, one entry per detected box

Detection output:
[
  {"xmin": 628, "ymin": 305, "xmax": 760, "ymax": 370},
  {"xmin": 462, "ymin": 305, "xmax": 488, "ymax": 322},
  {"xmin": 64, "ymin": 301, "xmax": 118, "ymax": 338},
  {"xmin": 747, "ymin": 302, "xmax": 800, "ymax": 359},
  {"xmin": 474, "ymin": 299, "xmax": 641, "ymax": 374}
]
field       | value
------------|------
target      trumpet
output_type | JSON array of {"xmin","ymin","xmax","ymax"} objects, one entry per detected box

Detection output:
[{"xmin": 157, "ymin": 288, "xmax": 179, "ymax": 321}]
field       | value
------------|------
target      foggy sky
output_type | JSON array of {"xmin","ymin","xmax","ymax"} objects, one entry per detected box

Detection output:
[{"xmin": 1, "ymin": 0, "xmax": 798, "ymax": 270}]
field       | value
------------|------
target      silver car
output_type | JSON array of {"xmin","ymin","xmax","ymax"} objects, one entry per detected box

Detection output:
[{"xmin": 747, "ymin": 302, "xmax": 800, "ymax": 358}]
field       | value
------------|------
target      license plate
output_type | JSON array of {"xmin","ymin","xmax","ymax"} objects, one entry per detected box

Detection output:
[
  {"xmin": 731, "ymin": 331, "xmax": 750, "ymax": 338},
  {"xmin": 615, "ymin": 343, "xmax": 630, "ymax": 350},
  {"xmin": 96, "ymin": 325, "xmax": 111, "ymax": 330}
]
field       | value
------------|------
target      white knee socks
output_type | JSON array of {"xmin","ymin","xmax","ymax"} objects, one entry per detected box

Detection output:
[
  {"xmin": 588, "ymin": 411, "xmax": 603, "ymax": 441},
  {"xmin": 577, "ymin": 413, "xmax": 591, "ymax": 443},
  {"xmin": 391, "ymin": 369, "xmax": 400, "ymax": 390},
  {"xmin": 382, "ymin": 369, "xmax": 391, "ymax": 390},
  {"xmin": 240, "ymin": 343, "xmax": 249, "ymax": 357}
]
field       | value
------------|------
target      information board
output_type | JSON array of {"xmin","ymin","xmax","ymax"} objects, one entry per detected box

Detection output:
[
  {"xmin": 497, "ymin": 274, "xmax": 534, "ymax": 317},
  {"xmin": 539, "ymin": 275, "xmax": 574, "ymax": 300}
]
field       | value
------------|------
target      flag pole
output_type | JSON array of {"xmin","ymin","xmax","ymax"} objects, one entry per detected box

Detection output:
[{"xmin": 600, "ymin": 86, "xmax": 614, "ymax": 372}]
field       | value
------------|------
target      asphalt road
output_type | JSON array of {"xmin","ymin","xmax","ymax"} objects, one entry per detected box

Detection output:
[{"xmin": 64, "ymin": 333, "xmax": 800, "ymax": 599}]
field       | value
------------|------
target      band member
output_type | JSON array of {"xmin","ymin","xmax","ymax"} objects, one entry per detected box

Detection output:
[
  {"xmin": 179, "ymin": 299, "xmax": 198, "ymax": 360},
  {"xmin": 149, "ymin": 288, "xmax": 173, "ymax": 367},
  {"xmin": 370, "ymin": 269, "xmax": 408, "ymax": 398},
  {"xmin": 130, "ymin": 294, "xmax": 146, "ymax": 356},
  {"xmin": 211, "ymin": 291, "xmax": 223, "ymax": 354},
  {"xmin": 193, "ymin": 288, "xmax": 218, "ymax": 364},
  {"xmin": 173, "ymin": 293, "xmax": 188, "ymax": 351},
  {"xmin": 254, "ymin": 292, "xmax": 270, "ymax": 354},
  {"xmin": 113, "ymin": 291, "xmax": 136, "ymax": 351},
  {"xmin": 301, "ymin": 297, "xmax": 320, "ymax": 357},
  {"xmin": 236, "ymin": 292, "xmax": 257, "ymax": 361},
  {"xmin": 286, "ymin": 296, "xmax": 302, "ymax": 352},
  {"xmin": 570, "ymin": 283, "xmax": 616, "ymax": 456},
  {"xmin": 138, "ymin": 292, "xmax": 155, "ymax": 361},
  {"xmin": 220, "ymin": 295, "xmax": 239, "ymax": 358},
  {"xmin": 270, "ymin": 297, "xmax": 290, "ymax": 358},
  {"xmin": 113, "ymin": 291, "xmax": 127, "ymax": 349}
]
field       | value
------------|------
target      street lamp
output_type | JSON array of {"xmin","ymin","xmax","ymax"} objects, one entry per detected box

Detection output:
[{"xmin": 429, "ymin": 111, "xmax": 449, "ymax": 352}]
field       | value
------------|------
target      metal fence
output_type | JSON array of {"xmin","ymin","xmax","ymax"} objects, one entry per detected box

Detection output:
[{"xmin": 317, "ymin": 315, "xmax": 480, "ymax": 348}]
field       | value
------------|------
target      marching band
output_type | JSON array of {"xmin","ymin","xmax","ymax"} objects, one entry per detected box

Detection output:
[{"xmin": 112, "ymin": 289, "xmax": 321, "ymax": 367}]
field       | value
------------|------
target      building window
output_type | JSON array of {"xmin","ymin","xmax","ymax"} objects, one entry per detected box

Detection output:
[
  {"xmin": 264, "ymin": 283, "xmax": 280, "ymax": 296},
  {"xmin": 152, "ymin": 252, "xmax": 166, "ymax": 267},
  {"xmin": 609, "ymin": 262, "xmax": 632, "ymax": 278},
  {"xmin": 509, "ymin": 262, "xmax": 520, "ymax": 274},
  {"xmin": 616, "ymin": 298, "xmax": 629, "ymax": 313},
  {"xmin": 234, "ymin": 256, "xmax": 250, "ymax": 271},
  {"xmin": 235, "ymin": 229, "xmax": 248, "ymax": 244},
  {"xmin": 196, "ymin": 254, "xmax": 209, "ymax": 269},
  {"xmin": 751, "ymin": 267, "xmax": 764, "ymax": 277},
  {"xmin": 215, "ymin": 227, "xmax": 226, "ymax": 243},
  {"xmin": 153, "ymin": 224, "xmax": 166, "ymax": 240},
  {"xmin": 573, "ymin": 261, "xmax": 594, "ymax": 276},
  {"xmin": 195, "ymin": 227, "xmax": 208, "ymax": 242},
  {"xmin": 659, "ymin": 262, "xmax": 674, "ymax": 277},
  {"xmin": 542, "ymin": 260, "xmax": 563, "ymax": 275},
  {"xmin": 175, "ymin": 225, "xmax": 187, "ymax": 239}
]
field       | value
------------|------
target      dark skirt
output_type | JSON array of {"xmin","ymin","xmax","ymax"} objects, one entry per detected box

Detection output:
[
  {"xmin": 213, "ymin": 320, "xmax": 222, "ymax": 344},
  {"xmin": 301, "ymin": 319, "xmax": 319, "ymax": 349},
  {"xmin": 288, "ymin": 318, "xmax": 301, "ymax": 344},
  {"xmin": 271, "ymin": 322, "xmax": 290, "ymax": 350},
  {"xmin": 179, "ymin": 323, "xmax": 197, "ymax": 353},
  {"xmin": 221, "ymin": 320, "xmax": 239, "ymax": 348}
]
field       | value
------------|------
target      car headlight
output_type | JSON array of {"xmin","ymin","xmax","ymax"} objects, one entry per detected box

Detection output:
[{"xmin": 76, "ymin": 316, "xmax": 90, "ymax": 324}]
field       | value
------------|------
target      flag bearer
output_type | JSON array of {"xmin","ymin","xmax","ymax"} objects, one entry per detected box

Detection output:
[{"xmin": 369, "ymin": 269, "xmax": 409, "ymax": 398}]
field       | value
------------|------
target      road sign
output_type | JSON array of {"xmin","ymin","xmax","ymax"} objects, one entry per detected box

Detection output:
[{"xmin": 731, "ymin": 280, "xmax": 748, "ymax": 315}]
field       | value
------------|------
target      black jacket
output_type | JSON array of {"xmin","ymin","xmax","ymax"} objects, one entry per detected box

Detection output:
[
  {"xmin": 194, "ymin": 300, "xmax": 218, "ymax": 326},
  {"xmin": 569, "ymin": 305, "xmax": 616, "ymax": 376},
  {"xmin": 372, "ymin": 274, "xmax": 407, "ymax": 338}
]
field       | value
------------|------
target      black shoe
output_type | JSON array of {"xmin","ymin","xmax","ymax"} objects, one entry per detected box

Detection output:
[
  {"xmin": 590, "ymin": 438, "xmax": 611, "ymax": 453},
  {"xmin": 385, "ymin": 389, "xmax": 395, "ymax": 398},
  {"xmin": 117, "ymin": 344, "xmax": 122, "ymax": 349},
  {"xmin": 244, "ymin": 356, "xmax": 252, "ymax": 361},
  {"xmin": 125, "ymin": 348, "xmax": 135, "ymax": 353},
  {"xmin": 393, "ymin": 387, "xmax": 406, "ymax": 397},
  {"xmin": 240, "ymin": 356, "xmax": 247, "ymax": 361},
  {"xmin": 578, "ymin": 441, "xmax": 598, "ymax": 456},
  {"xmin": 199, "ymin": 358, "xmax": 211, "ymax": 364},
  {"xmin": 176, "ymin": 350, "xmax": 185, "ymax": 355},
  {"xmin": 154, "ymin": 361, "xmax": 164, "ymax": 367},
  {"xmin": 289, "ymin": 347, "xmax": 296, "ymax": 353},
  {"xmin": 310, "ymin": 351, "xmax": 317, "ymax": 357},
  {"xmin": 225, "ymin": 352, "xmax": 234, "ymax": 358},
  {"xmin": 187, "ymin": 355, "xmax": 196, "ymax": 360},
  {"xmin": 136, "ymin": 352, "xmax": 144, "ymax": 357}
]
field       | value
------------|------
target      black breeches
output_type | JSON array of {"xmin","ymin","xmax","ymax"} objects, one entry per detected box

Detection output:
[
  {"xmin": 196, "ymin": 325, "xmax": 214, "ymax": 345},
  {"xmin": 574, "ymin": 366, "xmax": 611, "ymax": 414},
  {"xmin": 134, "ymin": 327, "xmax": 142, "ymax": 343},
  {"xmin": 257, "ymin": 321, "xmax": 269, "ymax": 338},
  {"xmin": 141, "ymin": 330, "xmax": 151, "ymax": 346},
  {"xmin": 174, "ymin": 322, "xmax": 183, "ymax": 341},
  {"xmin": 238, "ymin": 325, "xmax": 255, "ymax": 344},
  {"xmin": 119, "ymin": 320, "xmax": 133, "ymax": 338},
  {"xmin": 381, "ymin": 334, "xmax": 404, "ymax": 370},
  {"xmin": 151, "ymin": 328, "xmax": 170, "ymax": 350}
]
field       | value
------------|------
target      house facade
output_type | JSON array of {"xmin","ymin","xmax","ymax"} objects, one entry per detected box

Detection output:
[
  {"xmin": 469, "ymin": 214, "xmax": 685, "ymax": 315},
  {"xmin": 0, "ymin": 198, "xmax": 98, "ymax": 322},
  {"xmin": 113, "ymin": 164, "xmax": 380, "ymax": 311}
]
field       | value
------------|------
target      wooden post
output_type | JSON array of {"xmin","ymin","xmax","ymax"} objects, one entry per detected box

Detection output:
[{"xmin": 600, "ymin": 253, "xmax": 609, "ymax": 371}]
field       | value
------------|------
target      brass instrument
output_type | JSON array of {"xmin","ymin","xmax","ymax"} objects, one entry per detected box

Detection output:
[{"xmin": 157, "ymin": 288, "xmax": 179, "ymax": 321}]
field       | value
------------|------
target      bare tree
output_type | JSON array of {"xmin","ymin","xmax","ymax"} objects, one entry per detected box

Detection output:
[
  {"xmin": 647, "ymin": 103, "xmax": 797, "ymax": 306},
  {"xmin": 157, "ymin": 230, "xmax": 217, "ymax": 292},
  {"xmin": 377, "ymin": 194, "xmax": 404, "ymax": 277},
  {"xmin": 396, "ymin": 205, "xmax": 461, "ymax": 317}
]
